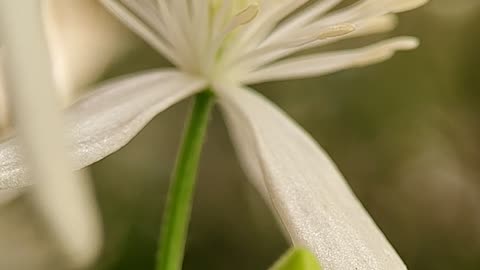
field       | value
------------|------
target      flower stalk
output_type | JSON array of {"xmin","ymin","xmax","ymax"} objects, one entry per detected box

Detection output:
[{"xmin": 156, "ymin": 90, "xmax": 215, "ymax": 270}]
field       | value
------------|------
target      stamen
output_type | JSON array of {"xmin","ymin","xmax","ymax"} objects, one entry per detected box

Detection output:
[
  {"xmin": 224, "ymin": 3, "xmax": 260, "ymax": 34},
  {"xmin": 295, "ymin": 23, "xmax": 356, "ymax": 46},
  {"xmin": 260, "ymin": 23, "xmax": 356, "ymax": 55},
  {"xmin": 317, "ymin": 24, "xmax": 356, "ymax": 39},
  {"xmin": 265, "ymin": 0, "xmax": 343, "ymax": 45},
  {"xmin": 226, "ymin": 23, "xmax": 355, "ymax": 73},
  {"xmin": 312, "ymin": 0, "xmax": 429, "ymax": 29},
  {"xmin": 352, "ymin": 15, "xmax": 398, "ymax": 36},
  {"xmin": 242, "ymin": 37, "xmax": 420, "ymax": 84},
  {"xmin": 205, "ymin": 3, "xmax": 260, "ymax": 73},
  {"xmin": 227, "ymin": 0, "xmax": 308, "ymax": 56},
  {"xmin": 242, "ymin": 16, "xmax": 398, "ymax": 72}
]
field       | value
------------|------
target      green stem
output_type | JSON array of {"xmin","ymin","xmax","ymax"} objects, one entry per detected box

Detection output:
[{"xmin": 156, "ymin": 91, "xmax": 214, "ymax": 270}]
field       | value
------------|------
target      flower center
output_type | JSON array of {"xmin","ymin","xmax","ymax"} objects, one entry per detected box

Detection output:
[{"xmin": 189, "ymin": 1, "xmax": 262, "ymax": 83}]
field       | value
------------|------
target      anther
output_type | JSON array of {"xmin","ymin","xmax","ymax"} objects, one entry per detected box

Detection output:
[{"xmin": 224, "ymin": 3, "xmax": 260, "ymax": 34}]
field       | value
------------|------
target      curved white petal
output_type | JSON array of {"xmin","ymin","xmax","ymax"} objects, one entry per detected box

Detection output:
[
  {"xmin": 217, "ymin": 85, "xmax": 406, "ymax": 270},
  {"xmin": 0, "ymin": 69, "xmax": 206, "ymax": 189}
]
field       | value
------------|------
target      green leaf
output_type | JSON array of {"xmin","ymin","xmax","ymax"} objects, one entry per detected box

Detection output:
[{"xmin": 269, "ymin": 248, "xmax": 323, "ymax": 270}]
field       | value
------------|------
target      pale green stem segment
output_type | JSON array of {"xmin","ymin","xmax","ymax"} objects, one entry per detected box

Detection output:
[{"xmin": 156, "ymin": 91, "xmax": 215, "ymax": 270}]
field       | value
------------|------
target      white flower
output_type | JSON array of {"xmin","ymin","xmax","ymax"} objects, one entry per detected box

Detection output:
[{"xmin": 0, "ymin": 0, "xmax": 428, "ymax": 269}]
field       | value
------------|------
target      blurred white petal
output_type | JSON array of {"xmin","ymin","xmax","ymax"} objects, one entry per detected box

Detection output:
[
  {"xmin": 0, "ymin": 53, "xmax": 14, "ymax": 140},
  {"xmin": 0, "ymin": 60, "xmax": 18, "ymax": 204},
  {"xmin": 0, "ymin": 1, "xmax": 102, "ymax": 267},
  {"xmin": 0, "ymin": 63, "xmax": 9, "ymax": 133},
  {"xmin": 44, "ymin": 0, "xmax": 135, "ymax": 96},
  {"xmin": 218, "ymin": 85, "xmax": 406, "ymax": 270},
  {"xmin": 0, "ymin": 200, "xmax": 59, "ymax": 270},
  {"xmin": 0, "ymin": 70, "xmax": 206, "ymax": 189}
]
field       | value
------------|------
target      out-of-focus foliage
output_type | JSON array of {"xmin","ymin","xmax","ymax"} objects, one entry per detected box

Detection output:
[{"xmin": 0, "ymin": 1, "xmax": 479, "ymax": 270}]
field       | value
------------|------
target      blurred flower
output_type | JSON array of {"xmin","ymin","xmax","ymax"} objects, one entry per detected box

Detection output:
[
  {"xmin": 0, "ymin": 1, "xmax": 104, "ymax": 268},
  {"xmin": 0, "ymin": 0, "xmax": 134, "ymax": 268},
  {"xmin": 0, "ymin": 0, "xmax": 427, "ymax": 269},
  {"xmin": 0, "ymin": 0, "xmax": 133, "ymax": 133},
  {"xmin": 43, "ymin": 0, "xmax": 136, "ymax": 96}
]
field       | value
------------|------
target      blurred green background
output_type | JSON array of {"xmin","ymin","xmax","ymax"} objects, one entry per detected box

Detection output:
[{"xmin": 1, "ymin": 1, "xmax": 480, "ymax": 269}]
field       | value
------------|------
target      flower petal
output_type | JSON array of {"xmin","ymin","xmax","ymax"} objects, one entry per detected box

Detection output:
[
  {"xmin": 217, "ymin": 85, "xmax": 406, "ymax": 270},
  {"xmin": 0, "ymin": 69, "xmax": 206, "ymax": 189}
]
